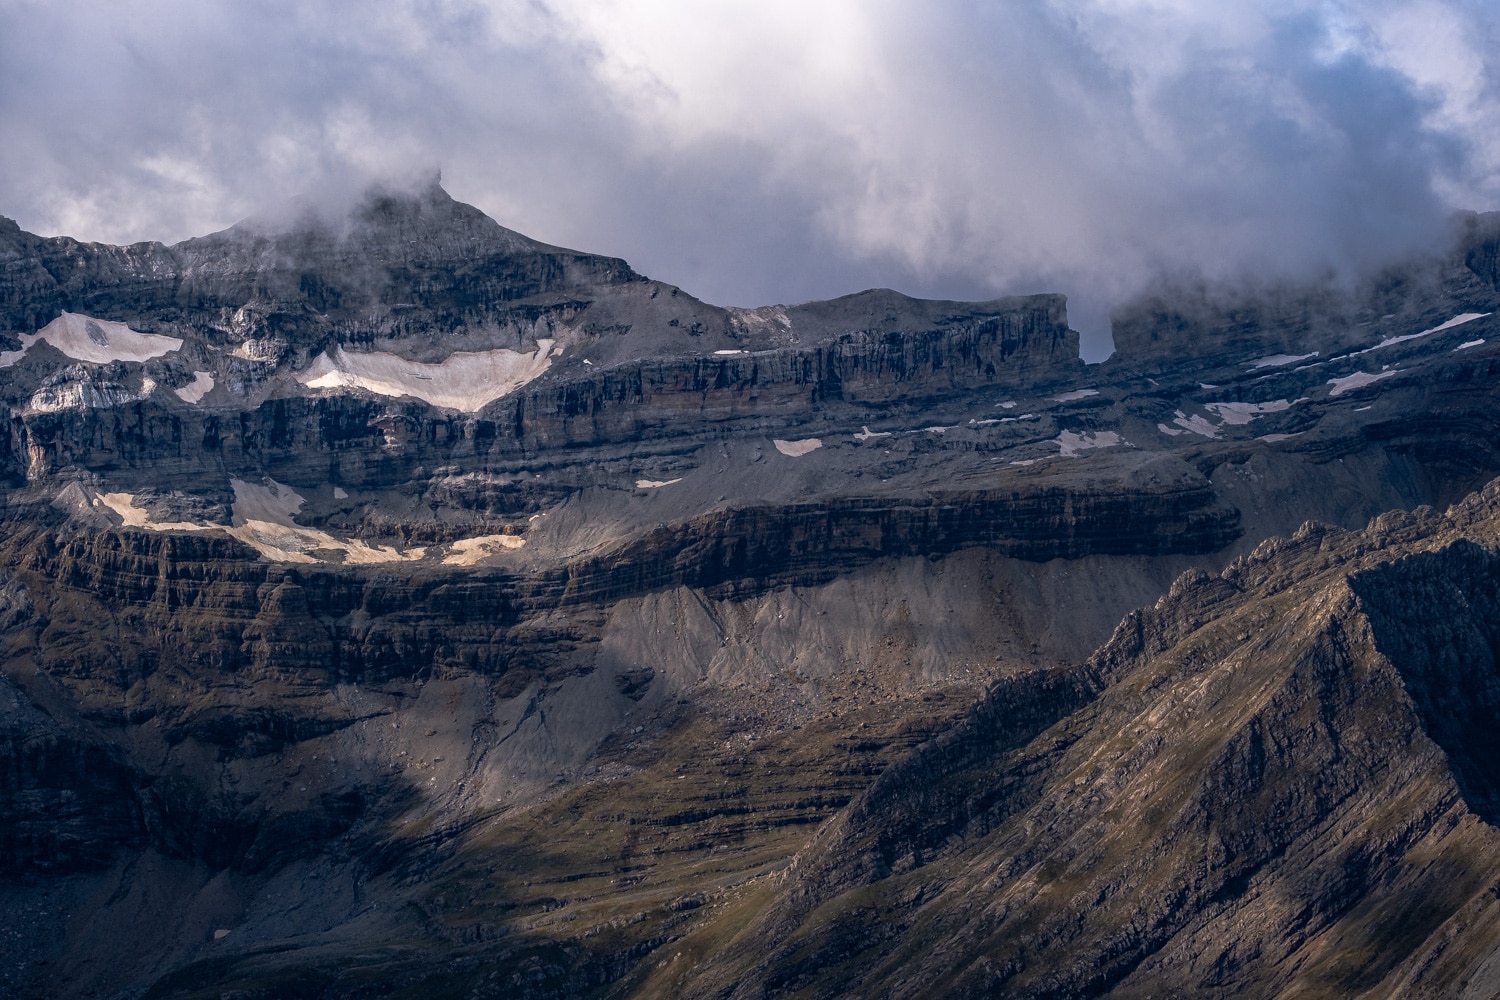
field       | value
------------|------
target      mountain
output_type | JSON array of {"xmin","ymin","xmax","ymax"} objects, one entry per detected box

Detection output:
[
  {"xmin": 667, "ymin": 485, "xmax": 1500, "ymax": 999},
  {"xmin": 0, "ymin": 181, "xmax": 1498, "ymax": 997}
]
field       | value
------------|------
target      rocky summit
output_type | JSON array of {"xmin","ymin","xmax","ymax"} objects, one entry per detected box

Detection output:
[{"xmin": 1, "ymin": 181, "xmax": 1499, "ymax": 998}]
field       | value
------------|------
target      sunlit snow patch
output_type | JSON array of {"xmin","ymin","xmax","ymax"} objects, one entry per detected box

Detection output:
[
  {"xmin": 1056, "ymin": 430, "xmax": 1122, "ymax": 457},
  {"xmin": 1456, "ymin": 339, "xmax": 1485, "ymax": 351},
  {"xmin": 95, "ymin": 494, "xmax": 208, "ymax": 532},
  {"xmin": 636, "ymin": 478, "xmax": 682, "ymax": 488},
  {"xmin": 29, "ymin": 376, "xmax": 156, "ymax": 413},
  {"xmin": 442, "ymin": 534, "xmax": 526, "ymax": 566},
  {"xmin": 713, "ymin": 349, "xmax": 746, "ymax": 355},
  {"xmin": 95, "ymin": 482, "xmax": 538, "ymax": 567},
  {"xmin": 228, "ymin": 478, "xmax": 425, "ymax": 564},
  {"xmin": 297, "ymin": 340, "xmax": 556, "ymax": 412},
  {"xmin": 0, "ymin": 312, "xmax": 182, "ymax": 368},
  {"xmin": 174, "ymin": 371, "xmax": 215, "ymax": 403},
  {"xmin": 774, "ymin": 438, "xmax": 822, "ymax": 457},
  {"xmin": 1328, "ymin": 370, "xmax": 1399, "ymax": 396},
  {"xmin": 1052, "ymin": 389, "xmax": 1099, "ymax": 402},
  {"xmin": 854, "ymin": 426, "xmax": 891, "ymax": 442}
]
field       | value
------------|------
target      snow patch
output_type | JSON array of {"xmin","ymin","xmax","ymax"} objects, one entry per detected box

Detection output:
[
  {"xmin": 95, "ymin": 494, "xmax": 206, "ymax": 532},
  {"xmin": 29, "ymin": 377, "xmax": 153, "ymax": 413},
  {"xmin": 1328, "ymin": 370, "xmax": 1399, "ymax": 396},
  {"xmin": 1249, "ymin": 352, "xmax": 1317, "ymax": 370},
  {"xmin": 713, "ymin": 349, "xmax": 746, "ymax": 355},
  {"xmin": 774, "ymin": 438, "xmax": 822, "ymax": 457},
  {"xmin": 442, "ymin": 534, "xmax": 526, "ymax": 566},
  {"xmin": 854, "ymin": 426, "xmax": 891, "ymax": 442},
  {"xmin": 174, "ymin": 371, "xmax": 215, "ymax": 404},
  {"xmin": 333, "ymin": 487, "xmax": 349, "ymax": 500},
  {"xmin": 1456, "ymin": 339, "xmax": 1485, "ymax": 351},
  {"xmin": 1258, "ymin": 433, "xmax": 1301, "ymax": 443},
  {"xmin": 636, "ymin": 478, "xmax": 682, "ymax": 489},
  {"xmin": 0, "ymin": 312, "xmax": 181, "ymax": 368},
  {"xmin": 1056, "ymin": 430, "xmax": 1122, "ymax": 457},
  {"xmin": 997, "ymin": 401, "xmax": 1017, "ymax": 409},
  {"xmin": 297, "ymin": 340, "xmax": 557, "ymax": 412},
  {"xmin": 1204, "ymin": 400, "xmax": 1292, "ymax": 425},
  {"xmin": 230, "ymin": 338, "xmax": 284, "ymax": 362},
  {"xmin": 1171, "ymin": 411, "xmax": 1220, "ymax": 438},
  {"xmin": 1425, "ymin": 312, "xmax": 1489, "ymax": 334},
  {"xmin": 1352, "ymin": 313, "xmax": 1490, "ymax": 356},
  {"xmin": 1157, "ymin": 424, "xmax": 1186, "ymax": 437},
  {"xmin": 1052, "ymin": 389, "xmax": 1099, "ymax": 402}
]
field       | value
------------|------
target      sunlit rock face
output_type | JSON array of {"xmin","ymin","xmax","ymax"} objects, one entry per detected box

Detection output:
[{"xmin": 2, "ymin": 186, "xmax": 1500, "ymax": 998}]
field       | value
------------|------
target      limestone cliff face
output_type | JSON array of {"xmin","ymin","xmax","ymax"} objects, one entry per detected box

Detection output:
[{"xmin": 4, "ymin": 185, "xmax": 1500, "ymax": 999}]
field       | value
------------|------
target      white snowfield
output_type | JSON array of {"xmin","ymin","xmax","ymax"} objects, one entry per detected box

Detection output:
[
  {"xmin": 297, "ymin": 340, "xmax": 557, "ymax": 412},
  {"xmin": 635, "ymin": 478, "xmax": 683, "ymax": 489},
  {"xmin": 713, "ymin": 349, "xmax": 746, "ymax": 355},
  {"xmin": 1456, "ymin": 339, "xmax": 1486, "ymax": 351},
  {"xmin": 1328, "ymin": 369, "xmax": 1400, "ymax": 396},
  {"xmin": 774, "ymin": 438, "xmax": 822, "ymax": 457},
  {"xmin": 174, "ymin": 371, "xmax": 215, "ymax": 403},
  {"xmin": 0, "ymin": 312, "xmax": 182, "ymax": 368},
  {"xmin": 1052, "ymin": 389, "xmax": 1099, "ymax": 402},
  {"xmin": 93, "ymin": 478, "xmax": 529, "ymax": 566},
  {"xmin": 1056, "ymin": 430, "xmax": 1122, "ymax": 457},
  {"xmin": 853, "ymin": 426, "xmax": 892, "ymax": 442}
]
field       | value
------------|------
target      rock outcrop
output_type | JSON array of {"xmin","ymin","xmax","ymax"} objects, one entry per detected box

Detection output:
[{"xmin": 666, "ymin": 483, "xmax": 1500, "ymax": 1000}]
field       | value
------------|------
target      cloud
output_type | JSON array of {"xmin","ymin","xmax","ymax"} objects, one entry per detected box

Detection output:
[{"xmin": 2, "ymin": 0, "xmax": 1497, "ymax": 358}]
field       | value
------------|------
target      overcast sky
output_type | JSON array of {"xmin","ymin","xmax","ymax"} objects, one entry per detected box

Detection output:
[{"xmin": 3, "ymin": 1, "xmax": 1498, "ymax": 358}]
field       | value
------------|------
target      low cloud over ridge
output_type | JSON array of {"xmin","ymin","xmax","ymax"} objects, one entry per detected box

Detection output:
[{"xmin": 3, "ymin": 0, "xmax": 1498, "ymax": 358}]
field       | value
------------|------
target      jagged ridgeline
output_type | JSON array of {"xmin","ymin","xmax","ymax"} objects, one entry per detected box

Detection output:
[{"xmin": 1, "ymin": 182, "xmax": 1500, "ymax": 998}]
